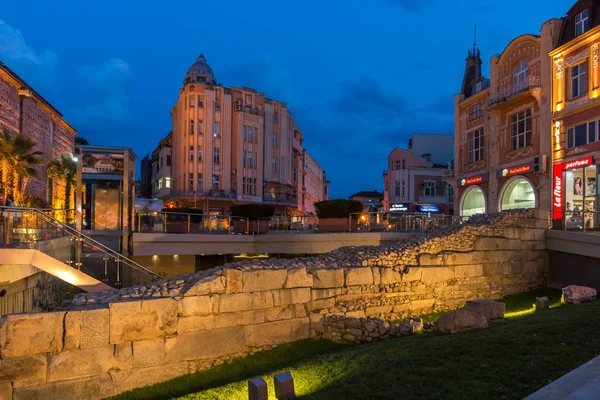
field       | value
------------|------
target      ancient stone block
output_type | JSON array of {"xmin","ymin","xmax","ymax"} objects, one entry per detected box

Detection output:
[
  {"xmin": 401, "ymin": 267, "xmax": 422, "ymax": 282},
  {"xmin": 0, "ymin": 355, "xmax": 46, "ymax": 388},
  {"xmin": 109, "ymin": 298, "xmax": 177, "ymax": 344},
  {"xmin": 380, "ymin": 268, "xmax": 401, "ymax": 285},
  {"xmin": 183, "ymin": 275, "xmax": 225, "ymax": 296},
  {"xmin": 465, "ymin": 300, "xmax": 505, "ymax": 320},
  {"xmin": 443, "ymin": 253, "xmax": 474, "ymax": 266},
  {"xmin": 345, "ymin": 267, "xmax": 373, "ymax": 286},
  {"xmin": 47, "ymin": 345, "xmax": 117, "ymax": 382},
  {"xmin": 272, "ymin": 288, "xmax": 311, "ymax": 306},
  {"xmin": 419, "ymin": 254, "xmax": 443, "ymax": 266},
  {"xmin": 0, "ymin": 383, "xmax": 11, "ymax": 400},
  {"xmin": 214, "ymin": 310, "xmax": 265, "ymax": 328},
  {"xmin": 266, "ymin": 306, "xmax": 294, "ymax": 322},
  {"xmin": 244, "ymin": 317, "xmax": 310, "ymax": 347},
  {"xmin": 433, "ymin": 310, "xmax": 488, "ymax": 334},
  {"xmin": 365, "ymin": 305, "xmax": 393, "ymax": 316},
  {"xmin": 133, "ymin": 338, "xmax": 165, "ymax": 367},
  {"xmin": 285, "ymin": 267, "xmax": 313, "ymax": 288},
  {"xmin": 177, "ymin": 296, "xmax": 212, "ymax": 317},
  {"xmin": 165, "ymin": 327, "xmax": 246, "ymax": 362},
  {"xmin": 473, "ymin": 237, "xmax": 506, "ymax": 251},
  {"xmin": 421, "ymin": 267, "xmax": 454, "ymax": 282},
  {"xmin": 224, "ymin": 268, "xmax": 243, "ymax": 294},
  {"xmin": 411, "ymin": 299, "xmax": 435, "ymax": 310},
  {"xmin": 311, "ymin": 288, "xmax": 343, "ymax": 300},
  {"xmin": 312, "ymin": 269, "xmax": 345, "ymax": 288},
  {"xmin": 345, "ymin": 310, "xmax": 365, "ymax": 318},
  {"xmin": 243, "ymin": 269, "xmax": 287, "ymax": 293},
  {"xmin": 116, "ymin": 362, "xmax": 189, "ymax": 394},
  {"xmin": 115, "ymin": 342, "xmax": 133, "ymax": 363},
  {"xmin": 219, "ymin": 292, "xmax": 274, "ymax": 313},
  {"xmin": 0, "ymin": 312, "xmax": 65, "ymax": 358},
  {"xmin": 309, "ymin": 313, "xmax": 325, "ymax": 333},
  {"xmin": 177, "ymin": 315, "xmax": 216, "ymax": 333},
  {"xmin": 305, "ymin": 298, "xmax": 336, "ymax": 312},
  {"xmin": 294, "ymin": 304, "xmax": 307, "ymax": 318},
  {"xmin": 454, "ymin": 264, "xmax": 484, "ymax": 278},
  {"xmin": 562, "ymin": 285, "xmax": 597, "ymax": 304},
  {"xmin": 81, "ymin": 308, "xmax": 110, "ymax": 349},
  {"xmin": 13, "ymin": 375, "xmax": 115, "ymax": 400},
  {"xmin": 64, "ymin": 311, "xmax": 82, "ymax": 351}
]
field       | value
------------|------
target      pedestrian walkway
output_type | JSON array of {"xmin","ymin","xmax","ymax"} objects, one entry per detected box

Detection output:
[{"xmin": 524, "ymin": 356, "xmax": 600, "ymax": 399}]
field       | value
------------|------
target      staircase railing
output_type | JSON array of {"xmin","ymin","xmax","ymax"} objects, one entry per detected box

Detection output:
[{"xmin": 0, "ymin": 206, "xmax": 162, "ymax": 288}]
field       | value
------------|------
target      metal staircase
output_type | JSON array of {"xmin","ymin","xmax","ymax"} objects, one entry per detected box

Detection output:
[{"xmin": 0, "ymin": 207, "xmax": 162, "ymax": 289}]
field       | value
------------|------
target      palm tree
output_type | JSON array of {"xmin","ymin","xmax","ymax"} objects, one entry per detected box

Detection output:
[
  {"xmin": 0, "ymin": 128, "xmax": 43, "ymax": 200},
  {"xmin": 48, "ymin": 154, "xmax": 77, "ymax": 210}
]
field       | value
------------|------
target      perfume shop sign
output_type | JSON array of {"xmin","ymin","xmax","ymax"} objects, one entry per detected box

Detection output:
[{"xmin": 563, "ymin": 157, "xmax": 593, "ymax": 170}]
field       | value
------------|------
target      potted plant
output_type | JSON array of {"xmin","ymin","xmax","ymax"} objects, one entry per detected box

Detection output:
[
  {"xmin": 231, "ymin": 204, "xmax": 274, "ymax": 234},
  {"xmin": 315, "ymin": 199, "xmax": 363, "ymax": 232}
]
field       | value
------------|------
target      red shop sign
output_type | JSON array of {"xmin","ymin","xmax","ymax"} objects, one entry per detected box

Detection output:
[
  {"xmin": 563, "ymin": 157, "xmax": 593, "ymax": 170},
  {"xmin": 459, "ymin": 173, "xmax": 489, "ymax": 187},
  {"xmin": 553, "ymin": 163, "xmax": 563, "ymax": 221}
]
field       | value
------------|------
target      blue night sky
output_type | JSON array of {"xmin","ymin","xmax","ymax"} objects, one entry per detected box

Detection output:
[{"xmin": 1, "ymin": 0, "xmax": 568, "ymax": 198}]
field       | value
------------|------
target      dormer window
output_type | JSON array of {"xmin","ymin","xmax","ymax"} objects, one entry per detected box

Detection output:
[
  {"xmin": 576, "ymin": 10, "xmax": 589, "ymax": 36},
  {"xmin": 513, "ymin": 59, "xmax": 529, "ymax": 90}
]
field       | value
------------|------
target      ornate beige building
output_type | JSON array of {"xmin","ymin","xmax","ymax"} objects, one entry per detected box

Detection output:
[{"xmin": 168, "ymin": 55, "xmax": 328, "ymax": 216}]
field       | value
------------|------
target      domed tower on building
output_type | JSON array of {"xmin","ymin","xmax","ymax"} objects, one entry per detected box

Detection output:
[{"xmin": 184, "ymin": 54, "xmax": 217, "ymax": 85}]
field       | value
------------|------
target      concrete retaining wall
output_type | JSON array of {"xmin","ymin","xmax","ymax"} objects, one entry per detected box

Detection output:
[{"xmin": 0, "ymin": 210, "xmax": 548, "ymax": 399}]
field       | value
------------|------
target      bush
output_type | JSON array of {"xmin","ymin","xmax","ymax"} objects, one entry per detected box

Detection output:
[
  {"xmin": 230, "ymin": 204, "xmax": 275, "ymax": 219},
  {"xmin": 314, "ymin": 199, "xmax": 363, "ymax": 219}
]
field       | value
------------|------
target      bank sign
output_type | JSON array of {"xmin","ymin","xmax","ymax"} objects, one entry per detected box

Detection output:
[
  {"xmin": 459, "ymin": 173, "xmax": 489, "ymax": 187},
  {"xmin": 496, "ymin": 162, "xmax": 534, "ymax": 178},
  {"xmin": 390, "ymin": 203, "xmax": 409, "ymax": 212}
]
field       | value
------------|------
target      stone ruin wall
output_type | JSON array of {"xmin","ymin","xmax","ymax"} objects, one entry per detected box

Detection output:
[{"xmin": 0, "ymin": 210, "xmax": 548, "ymax": 399}]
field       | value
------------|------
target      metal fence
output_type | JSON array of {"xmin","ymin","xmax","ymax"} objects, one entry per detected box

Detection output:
[{"xmin": 350, "ymin": 212, "xmax": 467, "ymax": 233}]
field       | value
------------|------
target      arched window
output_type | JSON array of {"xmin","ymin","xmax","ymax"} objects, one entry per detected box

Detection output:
[
  {"xmin": 513, "ymin": 59, "xmax": 529, "ymax": 90},
  {"xmin": 460, "ymin": 186, "xmax": 486, "ymax": 217},
  {"xmin": 499, "ymin": 177, "xmax": 536, "ymax": 211}
]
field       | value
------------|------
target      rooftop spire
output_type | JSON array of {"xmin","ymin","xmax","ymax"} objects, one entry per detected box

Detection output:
[{"xmin": 473, "ymin": 24, "xmax": 477, "ymax": 52}]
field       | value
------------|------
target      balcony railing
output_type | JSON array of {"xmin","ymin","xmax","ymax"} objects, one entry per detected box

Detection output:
[
  {"xmin": 488, "ymin": 76, "xmax": 541, "ymax": 107},
  {"xmin": 166, "ymin": 190, "xmax": 237, "ymax": 201}
]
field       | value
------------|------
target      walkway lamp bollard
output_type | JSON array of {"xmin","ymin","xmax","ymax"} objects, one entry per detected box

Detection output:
[
  {"xmin": 248, "ymin": 377, "xmax": 268, "ymax": 400},
  {"xmin": 274, "ymin": 371, "xmax": 295, "ymax": 400}
]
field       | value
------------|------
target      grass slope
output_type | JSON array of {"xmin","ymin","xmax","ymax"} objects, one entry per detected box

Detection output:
[{"xmin": 114, "ymin": 288, "xmax": 600, "ymax": 400}]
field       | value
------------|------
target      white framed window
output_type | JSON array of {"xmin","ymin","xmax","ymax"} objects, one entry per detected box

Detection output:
[
  {"xmin": 424, "ymin": 180, "xmax": 436, "ymax": 197},
  {"xmin": 189, "ymin": 95, "xmax": 195, "ymax": 107},
  {"xmin": 513, "ymin": 59, "xmax": 529, "ymax": 90},
  {"xmin": 394, "ymin": 160, "xmax": 401, "ymax": 170},
  {"xmin": 189, "ymin": 119, "xmax": 194, "ymax": 134},
  {"xmin": 158, "ymin": 178, "xmax": 163, "ymax": 190},
  {"xmin": 510, "ymin": 109, "xmax": 532, "ymax": 150},
  {"xmin": 213, "ymin": 147, "xmax": 220, "ymax": 164},
  {"xmin": 197, "ymin": 120, "xmax": 203, "ymax": 134},
  {"xmin": 189, "ymin": 146, "xmax": 194, "ymax": 162},
  {"xmin": 213, "ymin": 122, "xmax": 220, "ymax": 138},
  {"xmin": 568, "ymin": 119, "xmax": 599, "ymax": 148},
  {"xmin": 247, "ymin": 151, "xmax": 252, "ymax": 168},
  {"xmin": 272, "ymin": 133, "xmax": 277, "ymax": 147},
  {"xmin": 469, "ymin": 104, "xmax": 482, "ymax": 120},
  {"xmin": 468, "ymin": 128, "xmax": 484, "ymax": 163},
  {"xmin": 576, "ymin": 9, "xmax": 589, "ymax": 36},
  {"xmin": 571, "ymin": 61, "xmax": 588, "ymax": 98},
  {"xmin": 248, "ymin": 127, "xmax": 253, "ymax": 142},
  {"xmin": 198, "ymin": 146, "xmax": 202, "ymax": 162},
  {"xmin": 165, "ymin": 177, "xmax": 171, "ymax": 188},
  {"xmin": 272, "ymin": 157, "xmax": 277, "ymax": 172}
]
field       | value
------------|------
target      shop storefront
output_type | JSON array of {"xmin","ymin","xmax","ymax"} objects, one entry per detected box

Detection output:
[
  {"xmin": 496, "ymin": 162, "xmax": 536, "ymax": 211},
  {"xmin": 552, "ymin": 156, "xmax": 597, "ymax": 230},
  {"xmin": 458, "ymin": 173, "xmax": 488, "ymax": 217}
]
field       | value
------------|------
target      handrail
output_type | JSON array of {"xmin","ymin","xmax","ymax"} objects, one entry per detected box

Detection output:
[{"xmin": 3, "ymin": 206, "xmax": 162, "ymax": 281}]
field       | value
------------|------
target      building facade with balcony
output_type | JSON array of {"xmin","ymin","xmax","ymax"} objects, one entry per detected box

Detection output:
[
  {"xmin": 301, "ymin": 149, "xmax": 328, "ymax": 214},
  {"xmin": 383, "ymin": 137, "xmax": 454, "ymax": 215},
  {"xmin": 453, "ymin": 20, "xmax": 559, "ymax": 217},
  {"xmin": 550, "ymin": 0, "xmax": 600, "ymax": 230},
  {"xmin": 168, "ymin": 54, "xmax": 328, "ymax": 216},
  {"xmin": 150, "ymin": 132, "xmax": 172, "ymax": 200},
  {"xmin": 0, "ymin": 62, "xmax": 77, "ymax": 207}
]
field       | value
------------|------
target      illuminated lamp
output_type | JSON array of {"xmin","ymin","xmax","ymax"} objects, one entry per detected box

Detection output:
[
  {"xmin": 360, "ymin": 215, "xmax": 367, "ymax": 222},
  {"xmin": 274, "ymin": 372, "xmax": 295, "ymax": 400},
  {"xmin": 248, "ymin": 377, "xmax": 268, "ymax": 400},
  {"xmin": 535, "ymin": 296, "xmax": 549, "ymax": 310}
]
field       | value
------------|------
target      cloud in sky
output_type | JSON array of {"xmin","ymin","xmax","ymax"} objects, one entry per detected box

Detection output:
[
  {"xmin": 0, "ymin": 19, "xmax": 59, "ymax": 89},
  {"xmin": 70, "ymin": 58, "xmax": 136, "ymax": 134}
]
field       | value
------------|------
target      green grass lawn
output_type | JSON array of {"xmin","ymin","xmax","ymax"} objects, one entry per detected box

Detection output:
[{"xmin": 113, "ymin": 287, "xmax": 600, "ymax": 400}]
